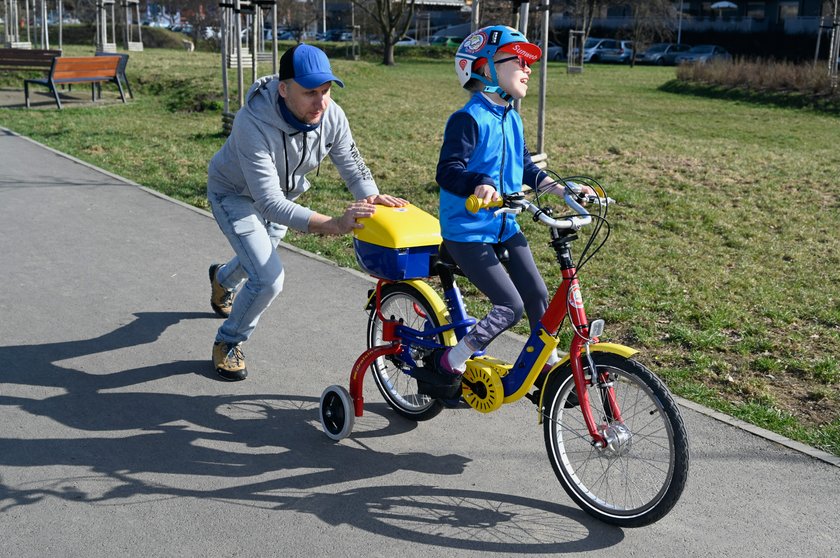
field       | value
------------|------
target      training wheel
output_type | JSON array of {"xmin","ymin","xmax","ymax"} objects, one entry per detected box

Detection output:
[{"xmin": 319, "ymin": 385, "xmax": 355, "ymax": 441}]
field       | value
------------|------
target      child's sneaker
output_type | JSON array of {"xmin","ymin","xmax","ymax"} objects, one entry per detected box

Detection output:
[{"xmin": 436, "ymin": 347, "xmax": 464, "ymax": 376}]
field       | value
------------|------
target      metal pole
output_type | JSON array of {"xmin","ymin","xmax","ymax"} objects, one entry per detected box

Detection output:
[
  {"xmin": 272, "ymin": 3, "xmax": 278, "ymax": 74},
  {"xmin": 221, "ymin": 3, "xmax": 229, "ymax": 114},
  {"xmin": 471, "ymin": 0, "xmax": 480, "ymax": 31},
  {"xmin": 829, "ymin": 0, "xmax": 839, "ymax": 88},
  {"xmin": 234, "ymin": 0, "xmax": 244, "ymax": 108},
  {"xmin": 322, "ymin": 0, "xmax": 326, "ymax": 34},
  {"xmin": 124, "ymin": 1, "xmax": 129, "ymax": 48},
  {"xmin": 677, "ymin": 0, "xmax": 684, "ymax": 44},
  {"xmin": 24, "ymin": 0, "xmax": 30, "ymax": 44},
  {"xmin": 40, "ymin": 0, "xmax": 47, "ymax": 48},
  {"xmin": 251, "ymin": 9, "xmax": 257, "ymax": 85},
  {"xmin": 513, "ymin": 1, "xmax": 529, "ymax": 113},
  {"xmin": 536, "ymin": 0, "xmax": 549, "ymax": 157}
]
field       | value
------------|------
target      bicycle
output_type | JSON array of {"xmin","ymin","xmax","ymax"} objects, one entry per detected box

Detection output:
[{"xmin": 319, "ymin": 176, "xmax": 689, "ymax": 527}]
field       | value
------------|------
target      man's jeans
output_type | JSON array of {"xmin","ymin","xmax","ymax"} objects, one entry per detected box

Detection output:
[{"xmin": 208, "ymin": 190, "xmax": 287, "ymax": 344}]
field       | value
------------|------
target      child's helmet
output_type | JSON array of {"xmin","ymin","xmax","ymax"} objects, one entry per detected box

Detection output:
[{"xmin": 455, "ymin": 25, "xmax": 542, "ymax": 100}]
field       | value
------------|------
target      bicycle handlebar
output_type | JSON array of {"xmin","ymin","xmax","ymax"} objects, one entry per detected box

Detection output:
[{"xmin": 465, "ymin": 183, "xmax": 613, "ymax": 231}]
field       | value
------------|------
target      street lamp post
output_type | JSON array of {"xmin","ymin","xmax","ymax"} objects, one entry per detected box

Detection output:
[{"xmin": 677, "ymin": 0, "xmax": 684, "ymax": 44}]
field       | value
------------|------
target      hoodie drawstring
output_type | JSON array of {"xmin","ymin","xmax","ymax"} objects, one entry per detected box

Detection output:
[{"xmin": 282, "ymin": 131, "xmax": 290, "ymax": 195}]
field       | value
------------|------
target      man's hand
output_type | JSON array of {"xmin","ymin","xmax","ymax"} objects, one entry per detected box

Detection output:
[
  {"xmin": 336, "ymin": 200, "xmax": 376, "ymax": 233},
  {"xmin": 309, "ymin": 200, "xmax": 376, "ymax": 235},
  {"xmin": 364, "ymin": 194, "xmax": 409, "ymax": 207}
]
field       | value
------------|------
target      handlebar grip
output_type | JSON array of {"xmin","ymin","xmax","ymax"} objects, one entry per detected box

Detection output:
[{"xmin": 466, "ymin": 195, "xmax": 504, "ymax": 214}]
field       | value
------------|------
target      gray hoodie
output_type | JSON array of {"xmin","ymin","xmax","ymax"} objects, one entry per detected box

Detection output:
[{"xmin": 207, "ymin": 75, "xmax": 379, "ymax": 233}]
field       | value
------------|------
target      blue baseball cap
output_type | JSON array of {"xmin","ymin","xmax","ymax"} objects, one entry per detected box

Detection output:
[{"xmin": 278, "ymin": 44, "xmax": 345, "ymax": 89}]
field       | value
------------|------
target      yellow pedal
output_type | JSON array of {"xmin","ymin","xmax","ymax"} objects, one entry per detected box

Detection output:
[{"xmin": 462, "ymin": 356, "xmax": 511, "ymax": 413}]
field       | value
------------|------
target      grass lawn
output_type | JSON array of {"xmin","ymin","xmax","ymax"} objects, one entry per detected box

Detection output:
[{"xmin": 1, "ymin": 45, "xmax": 838, "ymax": 455}]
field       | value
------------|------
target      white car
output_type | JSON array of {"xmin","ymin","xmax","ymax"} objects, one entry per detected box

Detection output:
[
  {"xmin": 395, "ymin": 36, "xmax": 417, "ymax": 46},
  {"xmin": 571, "ymin": 38, "xmax": 622, "ymax": 63}
]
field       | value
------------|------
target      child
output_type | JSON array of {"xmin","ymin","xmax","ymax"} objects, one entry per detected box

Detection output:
[{"xmin": 435, "ymin": 25, "xmax": 585, "ymax": 377}]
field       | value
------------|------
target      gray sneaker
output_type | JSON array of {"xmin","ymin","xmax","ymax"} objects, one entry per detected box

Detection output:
[{"xmin": 209, "ymin": 264, "xmax": 235, "ymax": 318}]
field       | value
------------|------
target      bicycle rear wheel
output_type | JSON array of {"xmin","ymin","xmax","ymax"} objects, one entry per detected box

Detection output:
[
  {"xmin": 367, "ymin": 283, "xmax": 444, "ymax": 421},
  {"xmin": 542, "ymin": 353, "xmax": 689, "ymax": 527}
]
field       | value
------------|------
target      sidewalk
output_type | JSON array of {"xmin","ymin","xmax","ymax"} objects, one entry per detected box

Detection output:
[{"xmin": 1, "ymin": 127, "xmax": 838, "ymax": 557}]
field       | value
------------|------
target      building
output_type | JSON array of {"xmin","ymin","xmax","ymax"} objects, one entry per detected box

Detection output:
[{"xmin": 556, "ymin": 1, "xmax": 831, "ymax": 35}]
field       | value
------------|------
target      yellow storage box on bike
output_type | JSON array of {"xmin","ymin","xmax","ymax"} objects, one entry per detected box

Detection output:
[{"xmin": 353, "ymin": 204, "xmax": 442, "ymax": 280}]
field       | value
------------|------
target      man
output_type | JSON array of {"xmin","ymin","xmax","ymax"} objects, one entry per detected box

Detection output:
[{"xmin": 207, "ymin": 44, "xmax": 406, "ymax": 381}]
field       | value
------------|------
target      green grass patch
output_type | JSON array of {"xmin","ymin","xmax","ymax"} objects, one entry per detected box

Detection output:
[{"xmin": 1, "ymin": 47, "xmax": 838, "ymax": 456}]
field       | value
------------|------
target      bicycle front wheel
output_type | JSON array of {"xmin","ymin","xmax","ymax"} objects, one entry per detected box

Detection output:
[
  {"xmin": 542, "ymin": 353, "xmax": 689, "ymax": 527},
  {"xmin": 367, "ymin": 283, "xmax": 444, "ymax": 421}
]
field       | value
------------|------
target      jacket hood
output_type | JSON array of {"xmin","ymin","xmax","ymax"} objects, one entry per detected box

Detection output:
[{"xmin": 243, "ymin": 75, "xmax": 301, "ymax": 134}]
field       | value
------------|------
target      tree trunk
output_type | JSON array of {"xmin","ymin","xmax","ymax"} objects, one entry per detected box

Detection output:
[{"xmin": 382, "ymin": 39, "xmax": 396, "ymax": 65}]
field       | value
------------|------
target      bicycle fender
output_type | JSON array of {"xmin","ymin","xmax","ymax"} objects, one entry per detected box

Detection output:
[
  {"xmin": 366, "ymin": 280, "xmax": 457, "ymax": 347},
  {"xmin": 554, "ymin": 342, "xmax": 638, "ymax": 368},
  {"xmin": 404, "ymin": 280, "xmax": 458, "ymax": 347}
]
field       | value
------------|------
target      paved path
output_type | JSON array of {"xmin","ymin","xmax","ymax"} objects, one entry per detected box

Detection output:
[{"xmin": 1, "ymin": 128, "xmax": 838, "ymax": 557}]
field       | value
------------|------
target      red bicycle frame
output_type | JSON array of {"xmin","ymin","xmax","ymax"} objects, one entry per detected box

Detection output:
[{"xmin": 541, "ymin": 264, "xmax": 622, "ymax": 446}]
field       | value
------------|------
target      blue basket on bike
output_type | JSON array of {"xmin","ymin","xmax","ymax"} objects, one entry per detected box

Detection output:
[{"xmin": 353, "ymin": 204, "xmax": 442, "ymax": 280}]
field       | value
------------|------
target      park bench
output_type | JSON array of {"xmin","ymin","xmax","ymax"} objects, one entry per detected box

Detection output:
[
  {"xmin": 0, "ymin": 48, "xmax": 62, "ymax": 73},
  {"xmin": 95, "ymin": 52, "xmax": 133, "ymax": 99},
  {"xmin": 24, "ymin": 55, "xmax": 126, "ymax": 110}
]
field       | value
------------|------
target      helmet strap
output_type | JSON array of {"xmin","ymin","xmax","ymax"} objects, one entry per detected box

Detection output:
[{"xmin": 472, "ymin": 62, "xmax": 513, "ymax": 103}]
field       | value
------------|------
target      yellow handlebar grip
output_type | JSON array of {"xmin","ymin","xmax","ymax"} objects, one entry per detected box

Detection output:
[
  {"xmin": 465, "ymin": 195, "xmax": 482, "ymax": 213},
  {"xmin": 465, "ymin": 195, "xmax": 503, "ymax": 213}
]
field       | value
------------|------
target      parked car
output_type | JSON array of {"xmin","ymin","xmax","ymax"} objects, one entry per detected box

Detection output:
[
  {"xmin": 578, "ymin": 38, "xmax": 621, "ymax": 63},
  {"xmin": 674, "ymin": 44, "xmax": 732, "ymax": 64},
  {"xmin": 536, "ymin": 40, "xmax": 564, "ymax": 61},
  {"xmin": 395, "ymin": 35, "xmax": 417, "ymax": 46},
  {"xmin": 322, "ymin": 29, "xmax": 353, "ymax": 42},
  {"xmin": 636, "ymin": 43, "xmax": 692, "ymax": 65},
  {"xmin": 600, "ymin": 40, "xmax": 633, "ymax": 63}
]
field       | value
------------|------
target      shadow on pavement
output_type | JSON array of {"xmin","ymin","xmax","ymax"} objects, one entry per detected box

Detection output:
[{"xmin": 0, "ymin": 311, "xmax": 625, "ymax": 552}]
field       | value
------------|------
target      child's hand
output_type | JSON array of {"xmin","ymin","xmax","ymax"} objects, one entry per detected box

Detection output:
[
  {"xmin": 543, "ymin": 181, "xmax": 596, "ymax": 200},
  {"xmin": 473, "ymin": 184, "xmax": 500, "ymax": 206}
]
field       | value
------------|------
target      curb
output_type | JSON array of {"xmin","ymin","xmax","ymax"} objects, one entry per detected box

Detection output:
[{"xmin": 5, "ymin": 126, "xmax": 839, "ymax": 470}]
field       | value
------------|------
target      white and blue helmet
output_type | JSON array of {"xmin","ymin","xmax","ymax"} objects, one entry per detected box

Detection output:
[{"xmin": 455, "ymin": 25, "xmax": 542, "ymax": 98}]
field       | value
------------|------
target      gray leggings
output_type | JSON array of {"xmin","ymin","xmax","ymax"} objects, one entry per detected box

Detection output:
[{"xmin": 444, "ymin": 232, "xmax": 549, "ymax": 352}]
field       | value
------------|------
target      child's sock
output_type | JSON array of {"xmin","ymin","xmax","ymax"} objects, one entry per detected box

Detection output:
[{"xmin": 444, "ymin": 340, "xmax": 473, "ymax": 373}]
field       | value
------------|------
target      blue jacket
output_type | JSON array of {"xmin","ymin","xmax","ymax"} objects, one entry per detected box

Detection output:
[{"xmin": 436, "ymin": 93, "xmax": 546, "ymax": 243}]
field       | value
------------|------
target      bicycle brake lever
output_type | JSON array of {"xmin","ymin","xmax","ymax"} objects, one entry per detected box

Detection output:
[{"xmin": 493, "ymin": 207, "xmax": 523, "ymax": 216}]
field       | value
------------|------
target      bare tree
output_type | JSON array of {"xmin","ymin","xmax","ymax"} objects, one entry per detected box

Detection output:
[
  {"xmin": 557, "ymin": 0, "xmax": 605, "ymax": 42},
  {"xmin": 625, "ymin": 0, "xmax": 676, "ymax": 66},
  {"xmin": 275, "ymin": 0, "xmax": 320, "ymax": 42},
  {"xmin": 352, "ymin": 0, "xmax": 416, "ymax": 65}
]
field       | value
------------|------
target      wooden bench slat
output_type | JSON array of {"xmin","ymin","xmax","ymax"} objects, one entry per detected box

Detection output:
[
  {"xmin": 51, "ymin": 57, "xmax": 119, "ymax": 81},
  {"xmin": 0, "ymin": 48, "xmax": 62, "ymax": 72}
]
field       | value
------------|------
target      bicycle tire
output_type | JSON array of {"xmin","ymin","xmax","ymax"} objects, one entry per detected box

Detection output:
[
  {"xmin": 542, "ymin": 353, "xmax": 689, "ymax": 527},
  {"xmin": 367, "ymin": 283, "xmax": 444, "ymax": 421}
]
